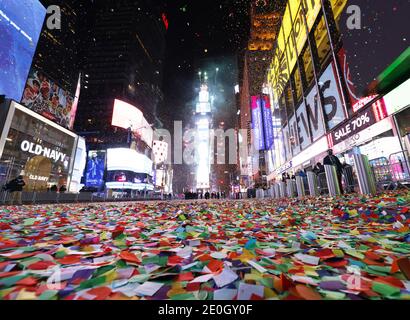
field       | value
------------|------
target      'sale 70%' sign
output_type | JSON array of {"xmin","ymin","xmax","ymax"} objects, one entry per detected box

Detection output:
[{"xmin": 331, "ymin": 107, "xmax": 376, "ymax": 144}]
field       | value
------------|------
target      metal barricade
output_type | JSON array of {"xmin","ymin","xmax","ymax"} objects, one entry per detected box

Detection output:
[
  {"xmin": 324, "ymin": 165, "xmax": 341, "ymax": 196},
  {"xmin": 302, "ymin": 176, "xmax": 310, "ymax": 196},
  {"xmin": 370, "ymin": 152, "xmax": 410, "ymax": 190},
  {"xmin": 77, "ymin": 192, "xmax": 94, "ymax": 203},
  {"xmin": 57, "ymin": 193, "xmax": 78, "ymax": 203},
  {"xmin": 279, "ymin": 181, "xmax": 286, "ymax": 198},
  {"xmin": 286, "ymin": 179, "xmax": 296, "ymax": 198},
  {"xmin": 317, "ymin": 172, "xmax": 329, "ymax": 195},
  {"xmin": 342, "ymin": 165, "xmax": 357, "ymax": 194},
  {"xmin": 389, "ymin": 151, "xmax": 410, "ymax": 187},
  {"xmin": 35, "ymin": 192, "xmax": 59, "ymax": 204},
  {"xmin": 307, "ymin": 171, "xmax": 319, "ymax": 197},
  {"xmin": 295, "ymin": 176, "xmax": 305, "ymax": 198},
  {"xmin": 0, "ymin": 191, "xmax": 10, "ymax": 204},
  {"xmin": 353, "ymin": 154, "xmax": 377, "ymax": 195},
  {"xmin": 274, "ymin": 183, "xmax": 281, "ymax": 199},
  {"xmin": 22, "ymin": 192, "xmax": 36, "ymax": 204}
]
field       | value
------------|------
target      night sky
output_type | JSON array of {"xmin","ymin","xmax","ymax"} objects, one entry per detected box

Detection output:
[
  {"xmin": 339, "ymin": 0, "xmax": 410, "ymax": 96},
  {"xmin": 160, "ymin": 0, "xmax": 410, "ymax": 127},
  {"xmin": 159, "ymin": 0, "xmax": 250, "ymax": 128}
]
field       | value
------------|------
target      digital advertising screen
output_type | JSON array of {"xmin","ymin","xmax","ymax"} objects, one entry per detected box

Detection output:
[
  {"xmin": 85, "ymin": 150, "xmax": 106, "ymax": 189},
  {"xmin": 107, "ymin": 148, "xmax": 153, "ymax": 176},
  {"xmin": 0, "ymin": 0, "xmax": 46, "ymax": 101},
  {"xmin": 112, "ymin": 99, "xmax": 153, "ymax": 146},
  {"xmin": 261, "ymin": 95, "xmax": 274, "ymax": 150},
  {"xmin": 21, "ymin": 69, "xmax": 75, "ymax": 129},
  {"xmin": 112, "ymin": 99, "xmax": 144, "ymax": 130},
  {"xmin": 251, "ymin": 96, "xmax": 265, "ymax": 151}
]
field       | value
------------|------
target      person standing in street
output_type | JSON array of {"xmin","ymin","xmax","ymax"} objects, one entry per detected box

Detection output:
[
  {"xmin": 6, "ymin": 175, "xmax": 26, "ymax": 205},
  {"xmin": 323, "ymin": 149, "xmax": 344, "ymax": 194}
]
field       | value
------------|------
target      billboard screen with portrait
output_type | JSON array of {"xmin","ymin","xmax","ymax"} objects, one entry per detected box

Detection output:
[
  {"xmin": 85, "ymin": 150, "xmax": 106, "ymax": 189},
  {"xmin": 0, "ymin": 0, "xmax": 46, "ymax": 102},
  {"xmin": 21, "ymin": 69, "xmax": 75, "ymax": 129}
]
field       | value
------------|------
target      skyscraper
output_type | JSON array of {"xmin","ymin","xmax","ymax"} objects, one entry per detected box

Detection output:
[
  {"xmin": 19, "ymin": 0, "xmax": 91, "ymax": 130},
  {"xmin": 33, "ymin": 0, "xmax": 90, "ymax": 95},
  {"xmin": 238, "ymin": 0, "xmax": 285, "ymax": 190},
  {"xmin": 74, "ymin": 0, "xmax": 167, "ymax": 149}
]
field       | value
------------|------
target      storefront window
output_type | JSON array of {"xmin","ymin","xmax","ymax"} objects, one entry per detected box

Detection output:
[
  {"xmin": 313, "ymin": 15, "xmax": 332, "ymax": 68},
  {"xmin": 285, "ymin": 83, "xmax": 295, "ymax": 119},
  {"xmin": 396, "ymin": 107, "xmax": 410, "ymax": 137},
  {"xmin": 300, "ymin": 45, "xmax": 315, "ymax": 89},
  {"xmin": 0, "ymin": 107, "xmax": 76, "ymax": 192},
  {"xmin": 292, "ymin": 66, "xmax": 303, "ymax": 103},
  {"xmin": 330, "ymin": 0, "xmax": 348, "ymax": 31},
  {"xmin": 279, "ymin": 93, "xmax": 288, "ymax": 127}
]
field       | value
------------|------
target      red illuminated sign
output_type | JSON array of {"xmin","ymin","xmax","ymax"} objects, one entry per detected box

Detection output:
[
  {"xmin": 372, "ymin": 98, "xmax": 387, "ymax": 122},
  {"xmin": 162, "ymin": 13, "xmax": 169, "ymax": 30}
]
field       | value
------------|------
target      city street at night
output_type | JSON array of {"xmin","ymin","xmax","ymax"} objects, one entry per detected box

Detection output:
[
  {"xmin": 0, "ymin": 192, "xmax": 409, "ymax": 300},
  {"xmin": 0, "ymin": 0, "xmax": 410, "ymax": 310}
]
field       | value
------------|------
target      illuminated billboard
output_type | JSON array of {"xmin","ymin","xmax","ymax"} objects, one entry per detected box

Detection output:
[
  {"xmin": 196, "ymin": 85, "xmax": 211, "ymax": 113},
  {"xmin": 21, "ymin": 69, "xmax": 75, "ymax": 129},
  {"xmin": 318, "ymin": 62, "xmax": 346, "ymax": 130},
  {"xmin": 112, "ymin": 99, "xmax": 153, "ymax": 147},
  {"xmin": 261, "ymin": 95, "xmax": 274, "ymax": 150},
  {"xmin": 112, "ymin": 99, "xmax": 144, "ymax": 130},
  {"xmin": 0, "ymin": 0, "xmax": 46, "ymax": 101},
  {"xmin": 268, "ymin": 0, "xmax": 321, "ymax": 99},
  {"xmin": 251, "ymin": 96, "xmax": 265, "ymax": 151},
  {"xmin": 69, "ymin": 73, "xmax": 81, "ymax": 130},
  {"xmin": 106, "ymin": 170, "xmax": 153, "ymax": 191},
  {"xmin": 85, "ymin": 150, "xmax": 106, "ymax": 189},
  {"xmin": 153, "ymin": 140, "xmax": 168, "ymax": 164},
  {"xmin": 107, "ymin": 148, "xmax": 153, "ymax": 176}
]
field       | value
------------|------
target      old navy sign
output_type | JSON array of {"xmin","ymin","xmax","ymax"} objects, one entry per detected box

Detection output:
[
  {"xmin": 331, "ymin": 107, "xmax": 376, "ymax": 144},
  {"xmin": 21, "ymin": 140, "xmax": 67, "ymax": 163}
]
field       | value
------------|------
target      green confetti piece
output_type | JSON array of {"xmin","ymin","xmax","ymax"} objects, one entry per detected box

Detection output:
[
  {"xmin": 259, "ymin": 277, "xmax": 273, "ymax": 288},
  {"xmin": 170, "ymin": 293, "xmax": 196, "ymax": 300},
  {"xmin": 129, "ymin": 274, "xmax": 151, "ymax": 283},
  {"xmin": 39, "ymin": 290, "xmax": 58, "ymax": 300},
  {"xmin": 372, "ymin": 282, "xmax": 401, "ymax": 297},
  {"xmin": 0, "ymin": 275, "xmax": 27, "ymax": 287},
  {"xmin": 78, "ymin": 275, "xmax": 107, "ymax": 290}
]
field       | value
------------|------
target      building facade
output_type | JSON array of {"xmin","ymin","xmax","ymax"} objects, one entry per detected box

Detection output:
[
  {"xmin": 264, "ymin": 0, "xmax": 410, "ymax": 184},
  {"xmin": 238, "ymin": 0, "xmax": 285, "ymax": 191},
  {"xmin": 74, "ymin": 0, "xmax": 166, "ymax": 150}
]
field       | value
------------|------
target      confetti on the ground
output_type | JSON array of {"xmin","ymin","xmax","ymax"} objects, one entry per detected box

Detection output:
[{"xmin": 0, "ymin": 191, "xmax": 410, "ymax": 300}]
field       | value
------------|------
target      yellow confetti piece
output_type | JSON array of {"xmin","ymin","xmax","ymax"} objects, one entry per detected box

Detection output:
[
  {"xmin": 238, "ymin": 249, "xmax": 255, "ymax": 263},
  {"xmin": 344, "ymin": 249, "xmax": 365, "ymax": 259},
  {"xmin": 16, "ymin": 289, "xmax": 37, "ymax": 300},
  {"xmin": 167, "ymin": 288, "xmax": 187, "ymax": 297},
  {"xmin": 244, "ymin": 273, "xmax": 262, "ymax": 281},
  {"xmin": 264, "ymin": 287, "xmax": 277, "ymax": 299},
  {"xmin": 332, "ymin": 249, "xmax": 344, "ymax": 258}
]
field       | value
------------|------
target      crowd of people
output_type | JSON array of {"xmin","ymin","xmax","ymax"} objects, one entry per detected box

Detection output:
[
  {"xmin": 280, "ymin": 149, "xmax": 355, "ymax": 195},
  {"xmin": 184, "ymin": 191, "xmax": 227, "ymax": 200}
]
